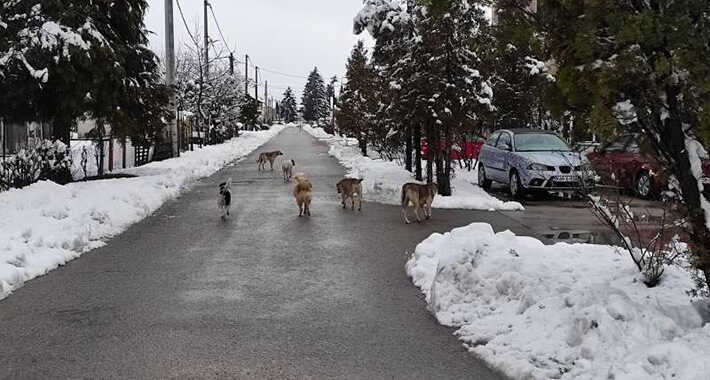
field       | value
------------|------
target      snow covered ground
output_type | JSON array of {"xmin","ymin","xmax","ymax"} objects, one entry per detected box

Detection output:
[
  {"xmin": 406, "ymin": 223, "xmax": 710, "ymax": 380},
  {"xmin": 303, "ymin": 125, "xmax": 523, "ymax": 211},
  {"xmin": 0, "ymin": 125, "xmax": 285, "ymax": 300}
]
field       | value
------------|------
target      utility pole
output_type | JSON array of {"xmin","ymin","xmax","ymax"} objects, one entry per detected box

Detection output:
[
  {"xmin": 229, "ymin": 52, "xmax": 234, "ymax": 76},
  {"xmin": 264, "ymin": 81, "xmax": 268, "ymax": 123},
  {"xmin": 244, "ymin": 54, "xmax": 249, "ymax": 97},
  {"xmin": 165, "ymin": 0, "xmax": 178, "ymax": 157},
  {"xmin": 203, "ymin": 0, "xmax": 209, "ymax": 79},
  {"xmin": 254, "ymin": 66, "xmax": 259, "ymax": 101}
]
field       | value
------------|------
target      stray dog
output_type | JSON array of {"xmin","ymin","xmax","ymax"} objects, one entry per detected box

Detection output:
[
  {"xmin": 336, "ymin": 178, "xmax": 363, "ymax": 211},
  {"xmin": 218, "ymin": 178, "xmax": 232, "ymax": 220},
  {"xmin": 281, "ymin": 159, "xmax": 296, "ymax": 182},
  {"xmin": 257, "ymin": 151, "xmax": 283, "ymax": 171},
  {"xmin": 401, "ymin": 182, "xmax": 438, "ymax": 224},
  {"xmin": 293, "ymin": 173, "xmax": 312, "ymax": 217}
]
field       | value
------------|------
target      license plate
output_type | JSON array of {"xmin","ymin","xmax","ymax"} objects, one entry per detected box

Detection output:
[{"xmin": 556, "ymin": 175, "xmax": 577, "ymax": 182}]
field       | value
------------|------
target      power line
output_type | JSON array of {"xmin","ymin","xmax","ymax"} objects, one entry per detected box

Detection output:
[
  {"xmin": 175, "ymin": 0, "xmax": 199, "ymax": 47},
  {"xmin": 208, "ymin": 4, "xmax": 234, "ymax": 56}
]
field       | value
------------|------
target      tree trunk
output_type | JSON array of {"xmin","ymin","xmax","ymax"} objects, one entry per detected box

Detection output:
[
  {"xmin": 664, "ymin": 85, "xmax": 710, "ymax": 292},
  {"xmin": 441, "ymin": 125, "xmax": 453, "ymax": 196},
  {"xmin": 426, "ymin": 123, "xmax": 433, "ymax": 183},
  {"xmin": 414, "ymin": 124, "xmax": 422, "ymax": 181},
  {"xmin": 405, "ymin": 125, "xmax": 412, "ymax": 172},
  {"xmin": 359, "ymin": 125, "xmax": 367, "ymax": 156}
]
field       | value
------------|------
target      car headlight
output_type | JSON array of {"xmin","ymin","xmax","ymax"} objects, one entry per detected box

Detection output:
[{"xmin": 528, "ymin": 163, "xmax": 554, "ymax": 171}]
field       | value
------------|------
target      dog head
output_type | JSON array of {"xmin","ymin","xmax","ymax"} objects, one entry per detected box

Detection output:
[{"xmin": 219, "ymin": 178, "xmax": 232, "ymax": 194}]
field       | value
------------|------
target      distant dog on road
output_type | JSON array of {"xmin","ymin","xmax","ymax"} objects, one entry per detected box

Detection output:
[
  {"xmin": 281, "ymin": 158, "xmax": 296, "ymax": 182},
  {"xmin": 293, "ymin": 173, "xmax": 313, "ymax": 217},
  {"xmin": 218, "ymin": 178, "xmax": 232, "ymax": 220},
  {"xmin": 401, "ymin": 182, "xmax": 438, "ymax": 224},
  {"xmin": 336, "ymin": 178, "xmax": 363, "ymax": 211},
  {"xmin": 257, "ymin": 151, "xmax": 283, "ymax": 171}
]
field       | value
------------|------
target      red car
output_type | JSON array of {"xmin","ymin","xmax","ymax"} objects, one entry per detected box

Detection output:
[
  {"xmin": 421, "ymin": 134, "xmax": 485, "ymax": 161},
  {"xmin": 587, "ymin": 135, "xmax": 710, "ymax": 198}
]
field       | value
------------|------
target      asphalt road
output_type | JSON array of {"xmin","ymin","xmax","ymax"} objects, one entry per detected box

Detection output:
[{"xmin": 0, "ymin": 127, "xmax": 518, "ymax": 379}]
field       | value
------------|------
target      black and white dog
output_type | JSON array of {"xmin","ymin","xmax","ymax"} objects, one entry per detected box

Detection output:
[{"xmin": 218, "ymin": 178, "xmax": 232, "ymax": 220}]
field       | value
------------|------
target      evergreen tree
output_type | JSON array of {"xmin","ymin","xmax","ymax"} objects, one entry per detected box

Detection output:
[
  {"xmin": 302, "ymin": 67, "xmax": 328, "ymax": 123},
  {"xmin": 281, "ymin": 87, "xmax": 298, "ymax": 123},
  {"xmin": 534, "ymin": 0, "xmax": 710, "ymax": 293},
  {"xmin": 337, "ymin": 41, "xmax": 376, "ymax": 156},
  {"xmin": 238, "ymin": 94, "xmax": 260, "ymax": 129},
  {"xmin": 0, "ymin": 0, "xmax": 169, "ymax": 145}
]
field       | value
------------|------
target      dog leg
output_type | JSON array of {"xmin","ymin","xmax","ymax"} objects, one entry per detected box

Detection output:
[
  {"xmin": 351, "ymin": 197, "xmax": 355, "ymax": 211},
  {"xmin": 402, "ymin": 207, "xmax": 410, "ymax": 224},
  {"xmin": 341, "ymin": 193, "xmax": 347, "ymax": 209},
  {"xmin": 413, "ymin": 202, "xmax": 422, "ymax": 223}
]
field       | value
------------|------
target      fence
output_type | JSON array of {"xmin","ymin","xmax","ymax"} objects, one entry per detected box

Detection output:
[{"xmin": 69, "ymin": 137, "xmax": 153, "ymax": 180}]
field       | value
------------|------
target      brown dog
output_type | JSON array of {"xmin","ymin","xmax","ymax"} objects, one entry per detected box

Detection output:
[
  {"xmin": 257, "ymin": 151, "xmax": 283, "ymax": 171},
  {"xmin": 401, "ymin": 182, "xmax": 438, "ymax": 224},
  {"xmin": 293, "ymin": 173, "xmax": 313, "ymax": 217},
  {"xmin": 336, "ymin": 178, "xmax": 363, "ymax": 211}
]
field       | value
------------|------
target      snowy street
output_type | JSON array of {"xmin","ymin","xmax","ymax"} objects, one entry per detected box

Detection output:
[{"xmin": 0, "ymin": 127, "xmax": 513, "ymax": 378}]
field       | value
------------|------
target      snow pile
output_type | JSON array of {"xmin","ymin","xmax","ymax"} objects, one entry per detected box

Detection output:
[
  {"xmin": 303, "ymin": 125, "xmax": 523, "ymax": 211},
  {"xmin": 406, "ymin": 223, "xmax": 710, "ymax": 380},
  {"xmin": 0, "ymin": 125, "xmax": 285, "ymax": 300}
]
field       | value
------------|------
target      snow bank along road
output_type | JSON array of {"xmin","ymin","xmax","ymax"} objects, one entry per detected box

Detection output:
[
  {"xmin": 0, "ymin": 127, "xmax": 523, "ymax": 378},
  {"xmin": 0, "ymin": 126, "xmax": 285, "ymax": 301}
]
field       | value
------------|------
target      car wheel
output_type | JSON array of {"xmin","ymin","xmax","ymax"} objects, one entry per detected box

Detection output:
[
  {"xmin": 509, "ymin": 171, "xmax": 525, "ymax": 199},
  {"xmin": 478, "ymin": 163, "xmax": 492, "ymax": 190},
  {"xmin": 635, "ymin": 172, "xmax": 653, "ymax": 199}
]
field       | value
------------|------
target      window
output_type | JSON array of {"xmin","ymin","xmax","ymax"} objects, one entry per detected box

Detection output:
[
  {"xmin": 486, "ymin": 132, "xmax": 501, "ymax": 146},
  {"xmin": 514, "ymin": 133, "xmax": 570, "ymax": 152},
  {"xmin": 497, "ymin": 133, "xmax": 512, "ymax": 150}
]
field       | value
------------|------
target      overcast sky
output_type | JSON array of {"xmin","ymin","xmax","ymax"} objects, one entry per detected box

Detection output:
[{"xmin": 144, "ymin": 0, "xmax": 373, "ymax": 101}]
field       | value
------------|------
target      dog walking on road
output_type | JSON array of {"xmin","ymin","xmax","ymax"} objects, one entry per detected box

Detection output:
[
  {"xmin": 217, "ymin": 178, "xmax": 232, "ymax": 220},
  {"xmin": 257, "ymin": 151, "xmax": 283, "ymax": 171},
  {"xmin": 293, "ymin": 173, "xmax": 313, "ymax": 217},
  {"xmin": 401, "ymin": 182, "xmax": 438, "ymax": 224},
  {"xmin": 281, "ymin": 159, "xmax": 296, "ymax": 182},
  {"xmin": 336, "ymin": 178, "xmax": 363, "ymax": 211}
]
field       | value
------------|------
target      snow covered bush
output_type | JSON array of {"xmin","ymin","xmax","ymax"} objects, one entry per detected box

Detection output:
[
  {"xmin": 407, "ymin": 223, "xmax": 710, "ymax": 380},
  {"xmin": 0, "ymin": 140, "xmax": 71, "ymax": 191}
]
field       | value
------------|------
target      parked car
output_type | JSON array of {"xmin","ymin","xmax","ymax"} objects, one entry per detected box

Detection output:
[
  {"xmin": 587, "ymin": 135, "xmax": 710, "ymax": 198},
  {"xmin": 477, "ymin": 129, "xmax": 595, "ymax": 198},
  {"xmin": 421, "ymin": 134, "xmax": 486, "ymax": 161}
]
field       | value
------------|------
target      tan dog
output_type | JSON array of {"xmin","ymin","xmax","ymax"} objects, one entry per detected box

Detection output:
[
  {"xmin": 257, "ymin": 151, "xmax": 283, "ymax": 171},
  {"xmin": 401, "ymin": 182, "xmax": 438, "ymax": 224},
  {"xmin": 281, "ymin": 159, "xmax": 296, "ymax": 182},
  {"xmin": 336, "ymin": 178, "xmax": 363, "ymax": 211},
  {"xmin": 293, "ymin": 173, "xmax": 313, "ymax": 217}
]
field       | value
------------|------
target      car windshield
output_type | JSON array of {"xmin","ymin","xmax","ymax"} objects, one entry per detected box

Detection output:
[{"xmin": 514, "ymin": 133, "xmax": 570, "ymax": 152}]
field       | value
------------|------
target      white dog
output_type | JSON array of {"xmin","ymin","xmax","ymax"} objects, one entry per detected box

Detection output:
[
  {"xmin": 218, "ymin": 178, "xmax": 232, "ymax": 220},
  {"xmin": 282, "ymin": 159, "xmax": 296, "ymax": 182}
]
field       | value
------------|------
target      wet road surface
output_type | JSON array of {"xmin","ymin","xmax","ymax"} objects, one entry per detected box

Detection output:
[{"xmin": 0, "ymin": 127, "xmax": 516, "ymax": 379}]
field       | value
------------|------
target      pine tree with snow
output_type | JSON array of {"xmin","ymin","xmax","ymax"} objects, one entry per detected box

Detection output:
[
  {"xmin": 0, "ymin": 0, "xmax": 170, "ymax": 145},
  {"xmin": 535, "ymin": 0, "xmax": 710, "ymax": 294},
  {"xmin": 337, "ymin": 41, "xmax": 376, "ymax": 156},
  {"xmin": 281, "ymin": 87, "xmax": 298, "ymax": 123},
  {"xmin": 301, "ymin": 67, "xmax": 329, "ymax": 123}
]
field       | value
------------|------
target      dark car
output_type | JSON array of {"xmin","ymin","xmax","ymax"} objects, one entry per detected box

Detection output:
[{"xmin": 586, "ymin": 135, "xmax": 710, "ymax": 198}]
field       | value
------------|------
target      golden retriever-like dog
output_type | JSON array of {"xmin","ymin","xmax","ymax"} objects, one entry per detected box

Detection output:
[
  {"xmin": 401, "ymin": 182, "xmax": 438, "ymax": 224},
  {"xmin": 257, "ymin": 150, "xmax": 283, "ymax": 171},
  {"xmin": 293, "ymin": 173, "xmax": 313, "ymax": 217},
  {"xmin": 336, "ymin": 178, "xmax": 363, "ymax": 211}
]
